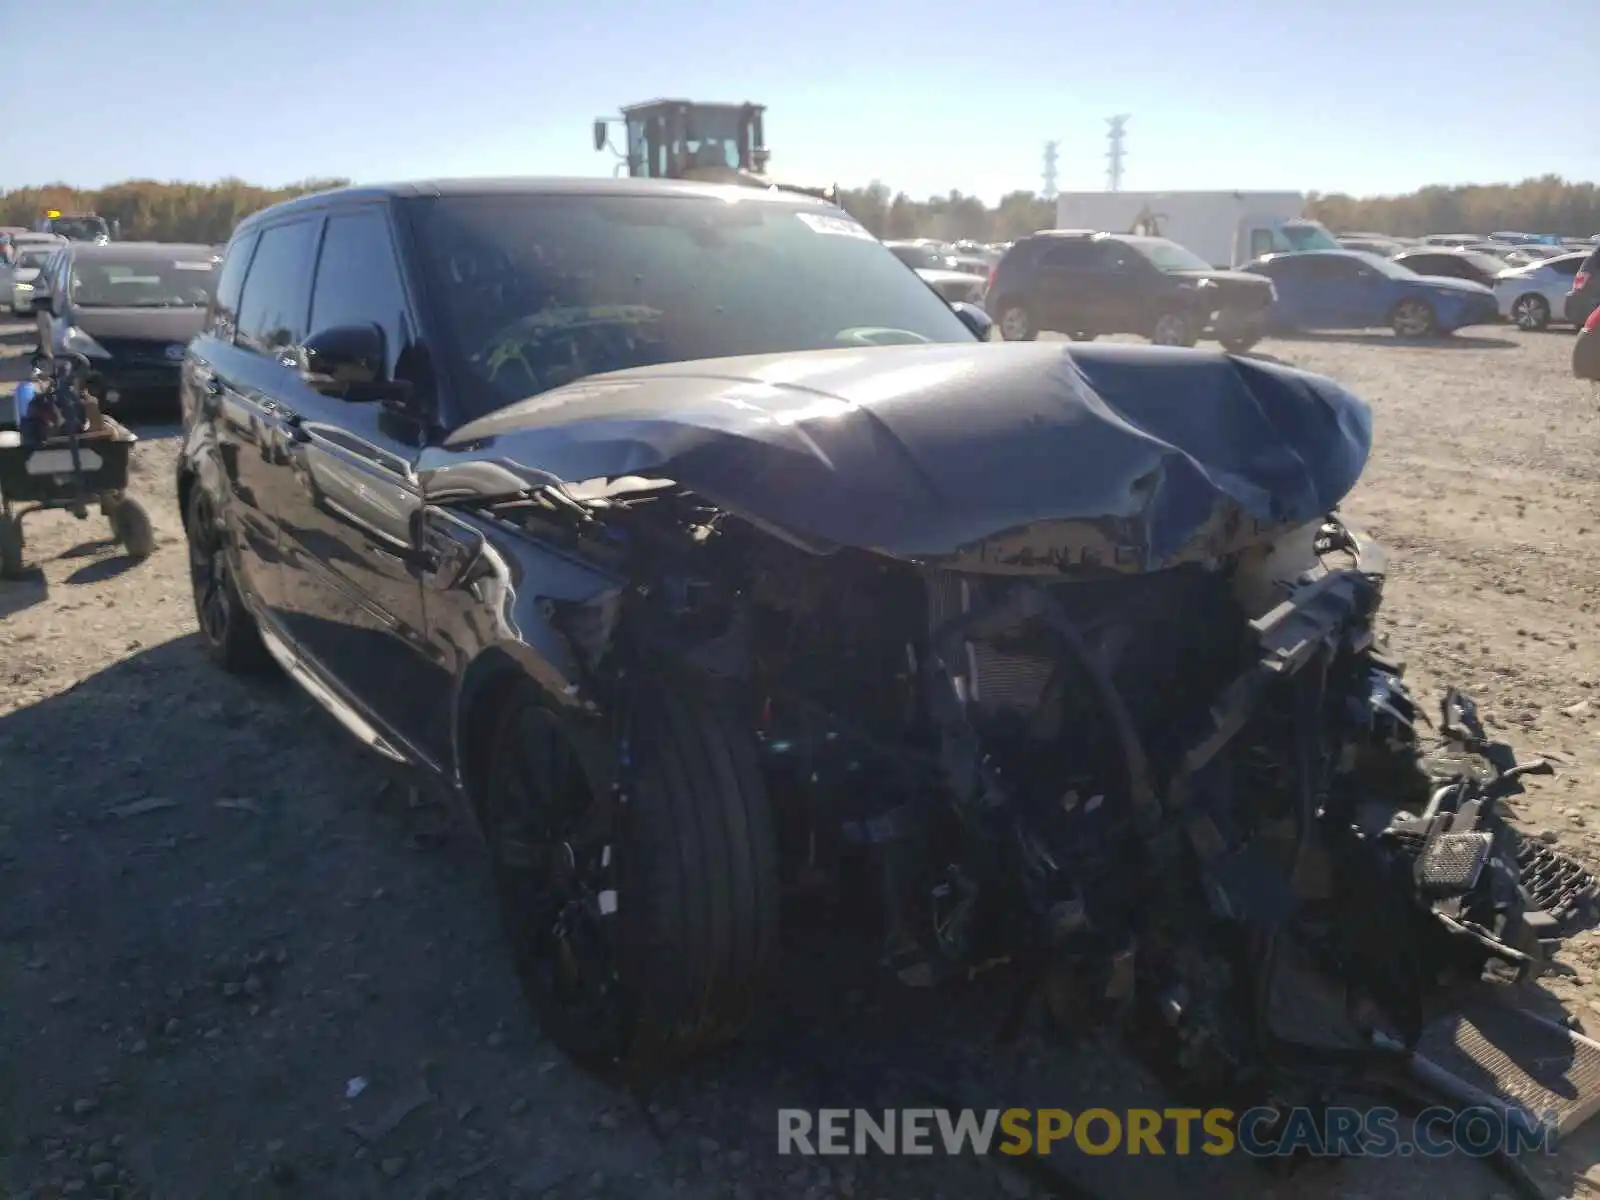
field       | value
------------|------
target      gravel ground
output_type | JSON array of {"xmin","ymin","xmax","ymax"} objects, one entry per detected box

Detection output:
[{"xmin": 3, "ymin": 316, "xmax": 1600, "ymax": 1200}]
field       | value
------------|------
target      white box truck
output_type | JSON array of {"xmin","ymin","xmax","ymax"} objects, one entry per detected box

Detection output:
[{"xmin": 1052, "ymin": 191, "xmax": 1340, "ymax": 268}]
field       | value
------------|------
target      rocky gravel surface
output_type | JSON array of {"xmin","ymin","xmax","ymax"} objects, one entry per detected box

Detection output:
[{"xmin": 3, "ymin": 317, "xmax": 1600, "ymax": 1199}]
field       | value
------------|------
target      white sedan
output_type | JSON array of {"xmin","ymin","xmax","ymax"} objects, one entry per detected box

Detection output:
[{"xmin": 1494, "ymin": 253, "xmax": 1588, "ymax": 330}]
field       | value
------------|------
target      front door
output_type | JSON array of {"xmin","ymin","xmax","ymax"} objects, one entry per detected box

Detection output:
[
  {"xmin": 1080, "ymin": 240, "xmax": 1149, "ymax": 332},
  {"xmin": 221, "ymin": 215, "xmax": 324, "ymax": 624},
  {"xmin": 1034, "ymin": 239, "xmax": 1112, "ymax": 334},
  {"xmin": 1315, "ymin": 256, "xmax": 1381, "ymax": 327},
  {"xmin": 270, "ymin": 206, "xmax": 439, "ymax": 764}
]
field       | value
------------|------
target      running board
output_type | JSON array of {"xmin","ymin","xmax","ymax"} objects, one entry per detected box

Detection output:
[{"xmin": 256, "ymin": 622, "xmax": 412, "ymax": 766}]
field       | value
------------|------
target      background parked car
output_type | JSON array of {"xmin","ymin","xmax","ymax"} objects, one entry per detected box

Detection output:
[
  {"xmin": 1244, "ymin": 249, "xmax": 1499, "ymax": 337},
  {"xmin": 1390, "ymin": 247, "xmax": 1508, "ymax": 289},
  {"xmin": 1502, "ymin": 245, "xmax": 1565, "ymax": 267},
  {"xmin": 0, "ymin": 232, "xmax": 63, "ymax": 290},
  {"xmin": 35, "ymin": 241, "xmax": 219, "ymax": 414},
  {"xmin": 882, "ymin": 241, "xmax": 988, "ymax": 304},
  {"xmin": 1564, "ymin": 245, "xmax": 1599, "ymax": 327},
  {"xmin": 1492, "ymin": 251, "xmax": 1588, "ymax": 330},
  {"xmin": 985, "ymin": 229, "xmax": 1274, "ymax": 349},
  {"xmin": 884, "ymin": 240, "xmax": 987, "ymax": 276},
  {"xmin": 1421, "ymin": 233, "xmax": 1481, "ymax": 247},
  {"xmin": 1339, "ymin": 237, "xmax": 1406, "ymax": 257},
  {"xmin": 6, "ymin": 245, "xmax": 59, "ymax": 313}
]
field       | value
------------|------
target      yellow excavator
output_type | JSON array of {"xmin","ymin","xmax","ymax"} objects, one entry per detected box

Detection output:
[{"xmin": 593, "ymin": 99, "xmax": 839, "ymax": 205}]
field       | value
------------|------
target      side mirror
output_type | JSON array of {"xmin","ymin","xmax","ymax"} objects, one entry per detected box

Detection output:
[
  {"xmin": 951, "ymin": 301, "xmax": 994, "ymax": 341},
  {"xmin": 303, "ymin": 323, "xmax": 394, "ymax": 401},
  {"xmin": 593, "ymin": 119, "xmax": 608, "ymax": 152}
]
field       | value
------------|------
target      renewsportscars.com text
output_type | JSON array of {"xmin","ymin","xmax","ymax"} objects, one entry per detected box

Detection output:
[{"xmin": 777, "ymin": 1106, "xmax": 1557, "ymax": 1159}]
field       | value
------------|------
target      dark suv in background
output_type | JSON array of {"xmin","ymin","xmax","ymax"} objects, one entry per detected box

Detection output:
[
  {"xmin": 1566, "ymin": 245, "xmax": 1600, "ymax": 328},
  {"xmin": 983, "ymin": 231, "xmax": 1276, "ymax": 351}
]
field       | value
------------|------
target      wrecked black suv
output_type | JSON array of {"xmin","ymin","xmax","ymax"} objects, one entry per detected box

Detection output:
[{"xmin": 180, "ymin": 179, "xmax": 1595, "ymax": 1119}]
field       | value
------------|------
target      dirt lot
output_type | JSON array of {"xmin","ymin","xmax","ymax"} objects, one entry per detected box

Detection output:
[{"xmin": 3, "ymin": 316, "xmax": 1600, "ymax": 1200}]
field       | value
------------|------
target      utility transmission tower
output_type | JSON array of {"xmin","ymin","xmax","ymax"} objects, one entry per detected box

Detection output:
[
  {"xmin": 1106, "ymin": 115, "xmax": 1130, "ymax": 191},
  {"xmin": 1042, "ymin": 140, "xmax": 1060, "ymax": 201}
]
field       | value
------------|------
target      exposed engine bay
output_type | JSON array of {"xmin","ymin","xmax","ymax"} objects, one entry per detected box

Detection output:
[{"xmin": 494, "ymin": 471, "xmax": 1600, "ymax": 1132}]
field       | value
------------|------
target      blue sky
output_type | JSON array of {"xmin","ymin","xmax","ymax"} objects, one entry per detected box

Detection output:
[{"xmin": 4, "ymin": 0, "xmax": 1593, "ymax": 203}]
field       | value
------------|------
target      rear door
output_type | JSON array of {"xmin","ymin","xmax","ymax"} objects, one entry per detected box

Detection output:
[
  {"xmin": 271, "ymin": 205, "xmax": 440, "ymax": 762},
  {"xmin": 1033, "ymin": 239, "xmax": 1113, "ymax": 333}
]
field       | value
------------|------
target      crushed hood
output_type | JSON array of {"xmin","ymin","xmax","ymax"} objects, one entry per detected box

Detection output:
[{"xmin": 427, "ymin": 341, "xmax": 1372, "ymax": 570}]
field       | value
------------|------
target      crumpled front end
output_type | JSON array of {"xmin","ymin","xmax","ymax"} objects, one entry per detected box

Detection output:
[{"xmin": 439, "ymin": 342, "xmax": 1599, "ymax": 1156}]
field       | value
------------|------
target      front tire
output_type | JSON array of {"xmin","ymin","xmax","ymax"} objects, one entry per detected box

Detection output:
[
  {"xmin": 1511, "ymin": 293, "xmax": 1550, "ymax": 331},
  {"xmin": 485, "ymin": 678, "xmax": 779, "ymax": 1077},
  {"xmin": 184, "ymin": 486, "xmax": 273, "ymax": 673},
  {"xmin": 1391, "ymin": 298, "xmax": 1437, "ymax": 338}
]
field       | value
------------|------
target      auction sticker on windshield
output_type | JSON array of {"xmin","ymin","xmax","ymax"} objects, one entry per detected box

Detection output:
[
  {"xmin": 172, "ymin": 261, "xmax": 216, "ymax": 270},
  {"xmin": 795, "ymin": 212, "xmax": 876, "ymax": 240}
]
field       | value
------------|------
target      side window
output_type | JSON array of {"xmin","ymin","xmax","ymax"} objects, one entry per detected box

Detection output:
[
  {"xmin": 1039, "ymin": 241, "xmax": 1097, "ymax": 269},
  {"xmin": 1260, "ymin": 257, "xmax": 1306, "ymax": 283},
  {"xmin": 235, "ymin": 218, "xmax": 320, "ymax": 356},
  {"xmin": 1087, "ymin": 241, "xmax": 1137, "ymax": 272},
  {"xmin": 1309, "ymin": 257, "xmax": 1362, "ymax": 283},
  {"xmin": 1249, "ymin": 229, "xmax": 1277, "ymax": 258},
  {"xmin": 307, "ymin": 209, "xmax": 411, "ymax": 378},
  {"xmin": 1550, "ymin": 257, "xmax": 1582, "ymax": 278},
  {"xmin": 208, "ymin": 230, "xmax": 258, "ymax": 339}
]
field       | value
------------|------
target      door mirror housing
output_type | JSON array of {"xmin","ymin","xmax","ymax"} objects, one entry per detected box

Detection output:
[
  {"xmin": 950, "ymin": 301, "xmax": 994, "ymax": 341},
  {"xmin": 303, "ymin": 323, "xmax": 406, "ymax": 402}
]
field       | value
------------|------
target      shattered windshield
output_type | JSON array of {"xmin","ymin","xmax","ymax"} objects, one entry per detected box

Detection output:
[{"xmin": 409, "ymin": 193, "xmax": 976, "ymax": 417}]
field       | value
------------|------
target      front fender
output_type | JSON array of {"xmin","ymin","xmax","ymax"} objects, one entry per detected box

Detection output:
[{"xmin": 436, "ymin": 510, "xmax": 625, "ymax": 798}]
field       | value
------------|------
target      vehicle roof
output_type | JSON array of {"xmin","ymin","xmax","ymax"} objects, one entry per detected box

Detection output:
[
  {"xmin": 619, "ymin": 98, "xmax": 762, "ymax": 114},
  {"xmin": 1254, "ymin": 249, "xmax": 1372, "ymax": 264},
  {"xmin": 237, "ymin": 176, "xmax": 832, "ymax": 232},
  {"xmin": 60, "ymin": 241, "xmax": 219, "ymax": 259},
  {"xmin": 1024, "ymin": 229, "xmax": 1171, "ymax": 244}
]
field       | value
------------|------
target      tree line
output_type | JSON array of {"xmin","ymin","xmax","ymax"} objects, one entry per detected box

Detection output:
[
  {"xmin": 0, "ymin": 179, "xmax": 349, "ymax": 244},
  {"xmin": 1, "ymin": 174, "xmax": 1594, "ymax": 245}
]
